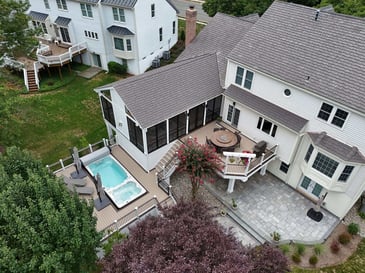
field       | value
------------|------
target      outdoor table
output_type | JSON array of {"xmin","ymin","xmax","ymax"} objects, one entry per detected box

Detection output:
[{"xmin": 210, "ymin": 130, "xmax": 238, "ymax": 150}]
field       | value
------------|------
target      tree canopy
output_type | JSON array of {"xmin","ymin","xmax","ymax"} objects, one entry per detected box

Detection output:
[
  {"xmin": 0, "ymin": 147, "xmax": 101, "ymax": 273},
  {"xmin": 0, "ymin": 0, "xmax": 38, "ymax": 58},
  {"xmin": 101, "ymin": 200, "xmax": 289, "ymax": 273}
]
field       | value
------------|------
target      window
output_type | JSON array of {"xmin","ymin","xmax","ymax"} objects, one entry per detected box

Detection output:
[
  {"xmin": 84, "ymin": 30, "xmax": 98, "ymax": 40},
  {"xmin": 257, "ymin": 117, "xmax": 277, "ymax": 137},
  {"xmin": 227, "ymin": 105, "xmax": 234, "ymax": 122},
  {"xmin": 159, "ymin": 27, "xmax": 163, "ymax": 41},
  {"xmin": 280, "ymin": 162, "xmax": 290, "ymax": 173},
  {"xmin": 232, "ymin": 109, "xmax": 240, "ymax": 127},
  {"xmin": 56, "ymin": 0, "xmax": 67, "ymax": 10},
  {"xmin": 127, "ymin": 117, "xmax": 144, "ymax": 153},
  {"xmin": 44, "ymin": 0, "xmax": 50, "ymax": 9},
  {"xmin": 312, "ymin": 152, "xmax": 339, "ymax": 178},
  {"xmin": 169, "ymin": 112, "xmax": 186, "ymax": 142},
  {"xmin": 32, "ymin": 21, "xmax": 48, "ymax": 34},
  {"xmin": 244, "ymin": 71, "xmax": 254, "ymax": 89},
  {"xmin": 126, "ymin": 39, "xmax": 132, "ymax": 51},
  {"xmin": 205, "ymin": 96, "xmax": 222, "ymax": 123},
  {"xmin": 113, "ymin": 7, "xmax": 125, "ymax": 22},
  {"xmin": 101, "ymin": 97, "xmax": 115, "ymax": 127},
  {"xmin": 317, "ymin": 102, "xmax": 348, "ymax": 128},
  {"xmin": 151, "ymin": 4, "xmax": 155, "ymax": 17},
  {"xmin": 235, "ymin": 66, "xmax": 254, "ymax": 90},
  {"xmin": 147, "ymin": 121, "xmax": 167, "ymax": 153},
  {"xmin": 114, "ymin": 37, "xmax": 124, "ymax": 51},
  {"xmin": 301, "ymin": 176, "xmax": 323, "ymax": 197},
  {"xmin": 172, "ymin": 21, "xmax": 176, "ymax": 34},
  {"xmin": 338, "ymin": 165, "xmax": 354, "ymax": 182},
  {"xmin": 60, "ymin": 27, "xmax": 70, "ymax": 43},
  {"xmin": 81, "ymin": 3, "xmax": 93, "ymax": 18},
  {"xmin": 304, "ymin": 144, "xmax": 313, "ymax": 162}
]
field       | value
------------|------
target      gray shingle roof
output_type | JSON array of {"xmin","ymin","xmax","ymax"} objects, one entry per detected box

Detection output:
[
  {"xmin": 224, "ymin": 85, "xmax": 308, "ymax": 133},
  {"xmin": 101, "ymin": 0, "xmax": 137, "ymax": 8},
  {"xmin": 229, "ymin": 1, "xmax": 365, "ymax": 114},
  {"xmin": 71, "ymin": 0, "xmax": 99, "ymax": 3},
  {"xmin": 177, "ymin": 13, "xmax": 257, "ymax": 86},
  {"xmin": 308, "ymin": 132, "xmax": 365, "ymax": 164},
  {"xmin": 107, "ymin": 25, "xmax": 134, "ymax": 36},
  {"xmin": 54, "ymin": 16, "xmax": 71, "ymax": 26},
  {"xmin": 28, "ymin": 11, "xmax": 49, "ymax": 21},
  {"xmin": 96, "ymin": 53, "xmax": 223, "ymax": 128}
]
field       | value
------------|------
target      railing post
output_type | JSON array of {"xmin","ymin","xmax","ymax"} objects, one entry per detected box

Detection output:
[
  {"xmin": 114, "ymin": 219, "xmax": 118, "ymax": 231},
  {"xmin": 245, "ymin": 158, "xmax": 251, "ymax": 174},
  {"xmin": 260, "ymin": 153, "xmax": 265, "ymax": 165},
  {"xmin": 46, "ymin": 165, "xmax": 50, "ymax": 173},
  {"xmin": 59, "ymin": 159, "xmax": 65, "ymax": 170},
  {"xmin": 89, "ymin": 143, "xmax": 93, "ymax": 153},
  {"xmin": 135, "ymin": 207, "xmax": 139, "ymax": 219},
  {"xmin": 224, "ymin": 156, "xmax": 229, "ymax": 174},
  {"xmin": 168, "ymin": 185, "xmax": 172, "ymax": 197}
]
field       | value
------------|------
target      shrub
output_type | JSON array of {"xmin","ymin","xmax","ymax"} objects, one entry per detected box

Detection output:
[
  {"xmin": 314, "ymin": 244, "xmax": 324, "ymax": 256},
  {"xmin": 279, "ymin": 244, "xmax": 290, "ymax": 255},
  {"xmin": 180, "ymin": 29, "xmax": 185, "ymax": 41},
  {"xmin": 292, "ymin": 253, "xmax": 301, "ymax": 264},
  {"xmin": 348, "ymin": 223, "xmax": 360, "ymax": 235},
  {"xmin": 270, "ymin": 231, "xmax": 281, "ymax": 242},
  {"xmin": 331, "ymin": 240, "xmax": 340, "ymax": 254},
  {"xmin": 359, "ymin": 211, "xmax": 365, "ymax": 219},
  {"xmin": 107, "ymin": 61, "xmax": 127, "ymax": 75},
  {"xmin": 102, "ymin": 231, "xmax": 127, "ymax": 257},
  {"xmin": 338, "ymin": 232, "xmax": 351, "ymax": 245},
  {"xmin": 309, "ymin": 255, "xmax": 318, "ymax": 266},
  {"xmin": 296, "ymin": 243, "xmax": 306, "ymax": 256}
]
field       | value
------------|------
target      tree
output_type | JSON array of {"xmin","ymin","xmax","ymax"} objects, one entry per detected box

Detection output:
[
  {"xmin": 0, "ymin": 147, "xmax": 101, "ymax": 273},
  {"xmin": 176, "ymin": 137, "xmax": 222, "ymax": 199},
  {"xmin": 101, "ymin": 200, "xmax": 289, "ymax": 273},
  {"xmin": 319, "ymin": 0, "xmax": 365, "ymax": 17},
  {"xmin": 0, "ymin": 0, "xmax": 39, "ymax": 58}
]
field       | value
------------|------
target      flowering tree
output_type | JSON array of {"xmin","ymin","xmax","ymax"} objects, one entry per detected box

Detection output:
[{"xmin": 177, "ymin": 137, "xmax": 222, "ymax": 199}]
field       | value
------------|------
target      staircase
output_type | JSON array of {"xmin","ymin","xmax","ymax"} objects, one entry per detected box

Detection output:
[
  {"xmin": 26, "ymin": 70, "xmax": 39, "ymax": 92},
  {"xmin": 155, "ymin": 141, "xmax": 182, "ymax": 192}
]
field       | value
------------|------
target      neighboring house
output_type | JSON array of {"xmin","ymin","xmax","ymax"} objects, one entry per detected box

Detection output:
[
  {"xmin": 27, "ymin": 0, "xmax": 178, "ymax": 75},
  {"xmin": 95, "ymin": 1, "xmax": 365, "ymax": 219}
]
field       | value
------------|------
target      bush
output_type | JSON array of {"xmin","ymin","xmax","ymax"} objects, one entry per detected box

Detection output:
[
  {"xmin": 359, "ymin": 211, "xmax": 365, "ymax": 219},
  {"xmin": 348, "ymin": 223, "xmax": 360, "ymax": 235},
  {"xmin": 331, "ymin": 240, "xmax": 340, "ymax": 254},
  {"xmin": 180, "ymin": 29, "xmax": 185, "ymax": 41},
  {"xmin": 338, "ymin": 232, "xmax": 351, "ymax": 245},
  {"xmin": 309, "ymin": 255, "xmax": 318, "ymax": 266},
  {"xmin": 292, "ymin": 253, "xmax": 301, "ymax": 264},
  {"xmin": 102, "ymin": 231, "xmax": 127, "ymax": 257},
  {"xmin": 279, "ymin": 244, "xmax": 290, "ymax": 255},
  {"xmin": 296, "ymin": 243, "xmax": 306, "ymax": 256},
  {"xmin": 270, "ymin": 231, "xmax": 281, "ymax": 242},
  {"xmin": 314, "ymin": 244, "xmax": 324, "ymax": 256},
  {"xmin": 108, "ymin": 61, "xmax": 127, "ymax": 75}
]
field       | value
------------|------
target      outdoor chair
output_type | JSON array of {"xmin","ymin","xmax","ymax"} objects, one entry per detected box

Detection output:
[
  {"xmin": 213, "ymin": 127, "xmax": 225, "ymax": 132},
  {"xmin": 206, "ymin": 136, "xmax": 213, "ymax": 146},
  {"xmin": 62, "ymin": 175, "xmax": 87, "ymax": 187},
  {"xmin": 234, "ymin": 132, "xmax": 242, "ymax": 148},
  {"xmin": 66, "ymin": 183, "xmax": 94, "ymax": 195}
]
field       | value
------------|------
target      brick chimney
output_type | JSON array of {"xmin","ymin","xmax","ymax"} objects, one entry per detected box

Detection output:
[{"xmin": 185, "ymin": 5, "xmax": 197, "ymax": 47}]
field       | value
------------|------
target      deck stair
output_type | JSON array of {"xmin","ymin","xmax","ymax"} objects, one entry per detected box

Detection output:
[
  {"xmin": 26, "ymin": 70, "xmax": 39, "ymax": 92},
  {"xmin": 155, "ymin": 141, "xmax": 182, "ymax": 188}
]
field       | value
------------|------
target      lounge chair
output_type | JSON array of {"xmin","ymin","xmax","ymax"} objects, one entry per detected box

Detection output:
[
  {"xmin": 62, "ymin": 175, "xmax": 87, "ymax": 187},
  {"xmin": 66, "ymin": 183, "xmax": 94, "ymax": 195}
]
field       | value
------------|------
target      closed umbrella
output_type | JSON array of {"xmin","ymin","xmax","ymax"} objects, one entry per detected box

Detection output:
[
  {"xmin": 71, "ymin": 147, "xmax": 87, "ymax": 179},
  {"xmin": 94, "ymin": 173, "xmax": 110, "ymax": 210}
]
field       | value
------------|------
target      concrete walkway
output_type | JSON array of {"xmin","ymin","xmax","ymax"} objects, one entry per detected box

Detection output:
[
  {"xmin": 206, "ymin": 172, "xmax": 339, "ymax": 244},
  {"xmin": 77, "ymin": 66, "xmax": 103, "ymax": 79}
]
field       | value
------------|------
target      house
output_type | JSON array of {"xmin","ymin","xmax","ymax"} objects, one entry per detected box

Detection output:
[
  {"xmin": 94, "ymin": 1, "xmax": 365, "ymax": 219},
  {"xmin": 27, "ymin": 0, "xmax": 178, "ymax": 75}
]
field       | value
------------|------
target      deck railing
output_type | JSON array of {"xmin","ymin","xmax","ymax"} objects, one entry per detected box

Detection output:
[{"xmin": 46, "ymin": 137, "xmax": 114, "ymax": 174}]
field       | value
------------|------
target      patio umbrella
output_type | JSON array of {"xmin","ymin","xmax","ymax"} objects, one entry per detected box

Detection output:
[
  {"xmin": 96, "ymin": 173, "xmax": 106, "ymax": 202},
  {"xmin": 72, "ymin": 146, "xmax": 82, "ymax": 174}
]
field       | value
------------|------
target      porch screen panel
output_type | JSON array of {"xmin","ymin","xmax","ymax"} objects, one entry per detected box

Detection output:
[
  {"xmin": 188, "ymin": 103, "xmax": 205, "ymax": 132},
  {"xmin": 101, "ymin": 96, "xmax": 115, "ymax": 127},
  {"xmin": 127, "ymin": 117, "xmax": 144, "ymax": 153},
  {"xmin": 205, "ymin": 96, "xmax": 222, "ymax": 123},
  {"xmin": 169, "ymin": 112, "xmax": 186, "ymax": 142},
  {"xmin": 147, "ymin": 121, "xmax": 167, "ymax": 153}
]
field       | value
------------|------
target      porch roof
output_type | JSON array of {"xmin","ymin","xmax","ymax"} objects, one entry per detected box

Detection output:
[
  {"xmin": 107, "ymin": 25, "xmax": 134, "ymax": 36},
  {"xmin": 96, "ymin": 53, "xmax": 223, "ymax": 129},
  {"xmin": 101, "ymin": 0, "xmax": 137, "ymax": 8},
  {"xmin": 28, "ymin": 11, "xmax": 49, "ymax": 22},
  {"xmin": 308, "ymin": 132, "xmax": 365, "ymax": 164},
  {"xmin": 54, "ymin": 16, "xmax": 71, "ymax": 26},
  {"xmin": 224, "ymin": 84, "xmax": 308, "ymax": 133}
]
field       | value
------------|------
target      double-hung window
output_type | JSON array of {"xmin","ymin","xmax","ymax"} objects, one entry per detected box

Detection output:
[
  {"xmin": 32, "ymin": 21, "xmax": 48, "ymax": 34},
  {"xmin": 56, "ymin": 0, "xmax": 67, "ymax": 10},
  {"xmin": 338, "ymin": 165, "xmax": 354, "ymax": 182},
  {"xmin": 44, "ymin": 0, "xmax": 50, "ymax": 9},
  {"xmin": 317, "ymin": 102, "xmax": 349, "ymax": 128},
  {"xmin": 113, "ymin": 7, "xmax": 125, "ymax": 22},
  {"xmin": 81, "ymin": 3, "xmax": 93, "ymax": 18},
  {"xmin": 234, "ymin": 66, "xmax": 254, "ymax": 90},
  {"xmin": 257, "ymin": 117, "xmax": 277, "ymax": 137},
  {"xmin": 304, "ymin": 144, "xmax": 313, "ymax": 162},
  {"xmin": 172, "ymin": 21, "xmax": 176, "ymax": 34},
  {"xmin": 114, "ymin": 38, "xmax": 124, "ymax": 51},
  {"xmin": 151, "ymin": 4, "xmax": 155, "ymax": 17},
  {"xmin": 159, "ymin": 27, "xmax": 163, "ymax": 41}
]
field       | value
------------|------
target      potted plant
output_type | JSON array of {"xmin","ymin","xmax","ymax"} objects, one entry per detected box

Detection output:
[
  {"xmin": 231, "ymin": 198, "xmax": 238, "ymax": 210},
  {"xmin": 220, "ymin": 209, "xmax": 227, "ymax": 216},
  {"xmin": 229, "ymin": 157, "xmax": 235, "ymax": 164}
]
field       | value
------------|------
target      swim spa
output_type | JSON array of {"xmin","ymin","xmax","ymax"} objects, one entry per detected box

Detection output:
[{"xmin": 83, "ymin": 150, "xmax": 146, "ymax": 209}]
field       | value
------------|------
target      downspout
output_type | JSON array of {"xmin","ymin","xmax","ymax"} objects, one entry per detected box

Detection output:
[{"xmin": 96, "ymin": 0, "xmax": 108, "ymax": 70}]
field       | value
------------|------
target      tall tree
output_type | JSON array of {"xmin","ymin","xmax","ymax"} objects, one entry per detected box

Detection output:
[
  {"xmin": 320, "ymin": 0, "xmax": 365, "ymax": 17},
  {"xmin": 0, "ymin": 0, "xmax": 38, "ymax": 58},
  {"xmin": 0, "ymin": 147, "xmax": 101, "ymax": 273},
  {"xmin": 176, "ymin": 138, "xmax": 222, "ymax": 199},
  {"xmin": 101, "ymin": 200, "xmax": 289, "ymax": 273}
]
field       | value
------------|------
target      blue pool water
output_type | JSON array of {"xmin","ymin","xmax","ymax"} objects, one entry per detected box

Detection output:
[
  {"xmin": 87, "ymin": 155, "xmax": 127, "ymax": 188},
  {"xmin": 113, "ymin": 181, "xmax": 142, "ymax": 202}
]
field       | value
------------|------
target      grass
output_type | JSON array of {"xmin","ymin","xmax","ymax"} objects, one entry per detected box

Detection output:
[{"xmin": 291, "ymin": 239, "xmax": 365, "ymax": 273}]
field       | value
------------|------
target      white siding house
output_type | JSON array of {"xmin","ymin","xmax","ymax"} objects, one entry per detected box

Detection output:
[
  {"xmin": 27, "ymin": 0, "xmax": 178, "ymax": 75},
  {"xmin": 95, "ymin": 2, "xmax": 365, "ymax": 219}
]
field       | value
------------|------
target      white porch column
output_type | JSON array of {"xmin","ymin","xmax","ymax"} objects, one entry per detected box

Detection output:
[
  {"xmin": 260, "ymin": 165, "xmax": 267, "ymax": 176},
  {"xmin": 227, "ymin": 179, "xmax": 236, "ymax": 193},
  {"xmin": 106, "ymin": 124, "xmax": 113, "ymax": 140}
]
